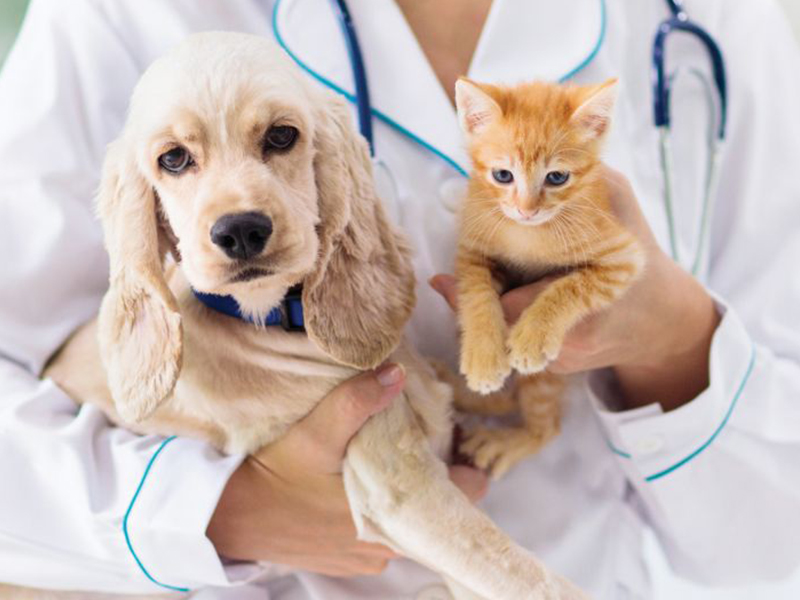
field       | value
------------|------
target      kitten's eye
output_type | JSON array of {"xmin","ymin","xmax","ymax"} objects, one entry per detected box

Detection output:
[
  {"xmin": 158, "ymin": 147, "xmax": 193, "ymax": 174},
  {"xmin": 264, "ymin": 125, "xmax": 299, "ymax": 151},
  {"xmin": 492, "ymin": 169, "xmax": 514, "ymax": 184},
  {"xmin": 545, "ymin": 171, "xmax": 570, "ymax": 186}
]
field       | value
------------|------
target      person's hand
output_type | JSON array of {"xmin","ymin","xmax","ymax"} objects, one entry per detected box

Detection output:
[
  {"xmin": 431, "ymin": 166, "xmax": 721, "ymax": 411},
  {"xmin": 206, "ymin": 363, "xmax": 489, "ymax": 577}
]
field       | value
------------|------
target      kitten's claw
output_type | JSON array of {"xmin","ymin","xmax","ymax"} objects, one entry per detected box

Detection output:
[
  {"xmin": 509, "ymin": 350, "xmax": 548, "ymax": 375},
  {"xmin": 464, "ymin": 369, "xmax": 509, "ymax": 394},
  {"xmin": 507, "ymin": 322, "xmax": 565, "ymax": 375},
  {"xmin": 460, "ymin": 338, "xmax": 511, "ymax": 394}
]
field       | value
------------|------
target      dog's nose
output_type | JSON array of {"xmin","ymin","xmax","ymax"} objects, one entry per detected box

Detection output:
[{"xmin": 210, "ymin": 212, "xmax": 272, "ymax": 260}]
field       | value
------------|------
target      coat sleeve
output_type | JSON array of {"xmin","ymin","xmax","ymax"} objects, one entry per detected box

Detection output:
[
  {"xmin": 0, "ymin": 0, "xmax": 257, "ymax": 592},
  {"xmin": 588, "ymin": 0, "xmax": 800, "ymax": 586}
]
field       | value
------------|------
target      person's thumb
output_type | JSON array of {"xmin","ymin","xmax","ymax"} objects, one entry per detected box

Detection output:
[
  {"xmin": 449, "ymin": 465, "xmax": 489, "ymax": 503},
  {"xmin": 279, "ymin": 363, "xmax": 406, "ymax": 474},
  {"xmin": 429, "ymin": 274, "xmax": 458, "ymax": 312}
]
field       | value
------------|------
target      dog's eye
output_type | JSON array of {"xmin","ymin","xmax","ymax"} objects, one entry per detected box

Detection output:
[
  {"xmin": 264, "ymin": 125, "xmax": 299, "ymax": 152},
  {"xmin": 158, "ymin": 147, "xmax": 193, "ymax": 174}
]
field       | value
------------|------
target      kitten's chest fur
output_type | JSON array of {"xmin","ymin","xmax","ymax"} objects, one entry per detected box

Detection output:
[{"xmin": 482, "ymin": 218, "xmax": 604, "ymax": 288}]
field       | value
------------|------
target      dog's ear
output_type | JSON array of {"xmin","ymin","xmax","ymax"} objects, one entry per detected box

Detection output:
[
  {"xmin": 303, "ymin": 95, "xmax": 416, "ymax": 369},
  {"xmin": 96, "ymin": 139, "xmax": 183, "ymax": 423}
]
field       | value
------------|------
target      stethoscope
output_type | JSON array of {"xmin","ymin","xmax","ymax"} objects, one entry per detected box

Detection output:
[
  {"xmin": 327, "ymin": 0, "xmax": 402, "ymax": 220},
  {"xmin": 298, "ymin": 0, "xmax": 728, "ymax": 276},
  {"xmin": 653, "ymin": 0, "xmax": 728, "ymax": 276}
]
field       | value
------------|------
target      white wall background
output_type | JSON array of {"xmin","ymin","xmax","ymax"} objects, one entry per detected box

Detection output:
[
  {"xmin": 651, "ymin": 3, "xmax": 799, "ymax": 599},
  {"xmin": 778, "ymin": 0, "xmax": 800, "ymax": 41}
]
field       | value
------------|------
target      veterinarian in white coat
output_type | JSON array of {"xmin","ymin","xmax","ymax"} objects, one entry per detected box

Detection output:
[{"xmin": 1, "ymin": 0, "xmax": 800, "ymax": 598}]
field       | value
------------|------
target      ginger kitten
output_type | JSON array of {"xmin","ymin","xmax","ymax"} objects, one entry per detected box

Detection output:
[{"xmin": 452, "ymin": 77, "xmax": 645, "ymax": 477}]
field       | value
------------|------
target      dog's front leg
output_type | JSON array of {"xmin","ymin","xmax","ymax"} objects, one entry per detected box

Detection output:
[{"xmin": 342, "ymin": 397, "xmax": 587, "ymax": 600}]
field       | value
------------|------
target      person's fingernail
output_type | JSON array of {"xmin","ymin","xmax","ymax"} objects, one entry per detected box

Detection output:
[{"xmin": 376, "ymin": 363, "xmax": 404, "ymax": 387}]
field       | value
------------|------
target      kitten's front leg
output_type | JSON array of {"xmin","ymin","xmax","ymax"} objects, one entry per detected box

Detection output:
[
  {"xmin": 508, "ymin": 234, "xmax": 644, "ymax": 373},
  {"xmin": 429, "ymin": 358, "xmax": 518, "ymax": 417},
  {"xmin": 455, "ymin": 247, "xmax": 511, "ymax": 393}
]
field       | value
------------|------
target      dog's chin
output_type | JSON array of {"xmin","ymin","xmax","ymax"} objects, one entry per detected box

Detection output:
[
  {"xmin": 224, "ymin": 264, "xmax": 303, "ymax": 297},
  {"xmin": 231, "ymin": 267, "xmax": 271, "ymax": 284},
  {"xmin": 188, "ymin": 264, "xmax": 276, "ymax": 297},
  {"xmin": 189, "ymin": 246, "xmax": 313, "ymax": 298}
]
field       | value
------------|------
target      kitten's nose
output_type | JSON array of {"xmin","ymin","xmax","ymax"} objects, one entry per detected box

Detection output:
[
  {"xmin": 210, "ymin": 212, "xmax": 272, "ymax": 260},
  {"xmin": 516, "ymin": 206, "xmax": 539, "ymax": 220}
]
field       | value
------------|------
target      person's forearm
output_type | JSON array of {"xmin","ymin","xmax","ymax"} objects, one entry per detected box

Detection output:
[{"xmin": 614, "ymin": 270, "xmax": 721, "ymax": 411}]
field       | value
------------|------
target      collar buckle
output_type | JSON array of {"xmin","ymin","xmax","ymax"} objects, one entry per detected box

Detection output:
[{"xmin": 280, "ymin": 285, "xmax": 305, "ymax": 332}]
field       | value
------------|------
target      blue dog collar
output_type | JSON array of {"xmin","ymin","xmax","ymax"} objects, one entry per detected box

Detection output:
[{"xmin": 193, "ymin": 286, "xmax": 305, "ymax": 331}]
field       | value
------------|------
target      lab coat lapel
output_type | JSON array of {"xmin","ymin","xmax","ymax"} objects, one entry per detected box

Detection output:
[
  {"xmin": 274, "ymin": 0, "xmax": 468, "ymax": 170},
  {"xmin": 469, "ymin": 0, "xmax": 605, "ymax": 84},
  {"xmin": 273, "ymin": 0, "xmax": 604, "ymax": 175}
]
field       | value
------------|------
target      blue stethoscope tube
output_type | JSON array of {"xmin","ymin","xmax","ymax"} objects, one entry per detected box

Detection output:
[
  {"xmin": 652, "ymin": 0, "xmax": 728, "ymax": 141},
  {"xmin": 327, "ymin": 0, "xmax": 374, "ymax": 155}
]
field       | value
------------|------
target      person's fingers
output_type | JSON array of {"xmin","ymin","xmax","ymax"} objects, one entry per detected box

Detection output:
[
  {"xmin": 281, "ymin": 364, "xmax": 406, "ymax": 473},
  {"xmin": 433, "ymin": 271, "xmax": 558, "ymax": 324},
  {"xmin": 500, "ymin": 277, "xmax": 555, "ymax": 323},
  {"xmin": 429, "ymin": 274, "xmax": 458, "ymax": 311},
  {"xmin": 601, "ymin": 165, "xmax": 658, "ymax": 246},
  {"xmin": 358, "ymin": 557, "xmax": 390, "ymax": 576},
  {"xmin": 327, "ymin": 557, "xmax": 390, "ymax": 578},
  {"xmin": 356, "ymin": 542, "xmax": 400, "ymax": 560},
  {"xmin": 449, "ymin": 465, "xmax": 489, "ymax": 503}
]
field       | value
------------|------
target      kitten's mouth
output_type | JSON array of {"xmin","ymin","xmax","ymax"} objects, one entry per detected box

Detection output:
[{"xmin": 503, "ymin": 206, "xmax": 559, "ymax": 226}]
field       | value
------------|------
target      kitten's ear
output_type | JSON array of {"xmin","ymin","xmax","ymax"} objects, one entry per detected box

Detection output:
[
  {"xmin": 571, "ymin": 78, "xmax": 619, "ymax": 140},
  {"xmin": 455, "ymin": 78, "xmax": 502, "ymax": 135}
]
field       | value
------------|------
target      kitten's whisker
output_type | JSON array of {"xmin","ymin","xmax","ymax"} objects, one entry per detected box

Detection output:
[
  {"xmin": 566, "ymin": 198, "xmax": 619, "ymax": 228},
  {"xmin": 552, "ymin": 211, "xmax": 595, "ymax": 265},
  {"xmin": 461, "ymin": 210, "xmax": 505, "ymax": 244},
  {"xmin": 559, "ymin": 205, "xmax": 603, "ymax": 237},
  {"xmin": 461, "ymin": 210, "xmax": 504, "ymax": 234}
]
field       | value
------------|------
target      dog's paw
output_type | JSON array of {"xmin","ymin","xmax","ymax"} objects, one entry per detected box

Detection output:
[
  {"xmin": 460, "ymin": 337, "xmax": 510, "ymax": 394},
  {"xmin": 507, "ymin": 322, "xmax": 565, "ymax": 375},
  {"xmin": 460, "ymin": 427, "xmax": 545, "ymax": 479}
]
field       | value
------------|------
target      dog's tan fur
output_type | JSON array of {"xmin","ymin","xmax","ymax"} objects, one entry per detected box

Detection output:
[{"xmin": 6, "ymin": 33, "xmax": 586, "ymax": 600}]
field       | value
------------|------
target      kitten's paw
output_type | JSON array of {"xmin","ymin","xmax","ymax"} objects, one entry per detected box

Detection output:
[
  {"xmin": 507, "ymin": 323, "xmax": 565, "ymax": 374},
  {"xmin": 460, "ymin": 427, "xmax": 544, "ymax": 479},
  {"xmin": 526, "ymin": 409, "xmax": 561, "ymax": 450},
  {"xmin": 460, "ymin": 338, "xmax": 511, "ymax": 394}
]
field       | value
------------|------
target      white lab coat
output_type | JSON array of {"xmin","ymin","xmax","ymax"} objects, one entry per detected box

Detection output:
[{"xmin": 1, "ymin": 0, "xmax": 799, "ymax": 598}]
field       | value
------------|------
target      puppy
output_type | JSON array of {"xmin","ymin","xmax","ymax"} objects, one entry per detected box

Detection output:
[{"xmin": 25, "ymin": 33, "xmax": 586, "ymax": 600}]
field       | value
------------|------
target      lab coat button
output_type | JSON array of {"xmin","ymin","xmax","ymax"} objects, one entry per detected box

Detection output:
[
  {"xmin": 415, "ymin": 583, "xmax": 453, "ymax": 600},
  {"xmin": 439, "ymin": 178, "xmax": 467, "ymax": 213},
  {"xmin": 634, "ymin": 435, "xmax": 664, "ymax": 455}
]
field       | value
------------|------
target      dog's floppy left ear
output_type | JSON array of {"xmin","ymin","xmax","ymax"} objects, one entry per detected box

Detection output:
[
  {"xmin": 96, "ymin": 138, "xmax": 183, "ymax": 423},
  {"xmin": 303, "ymin": 94, "xmax": 416, "ymax": 369}
]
